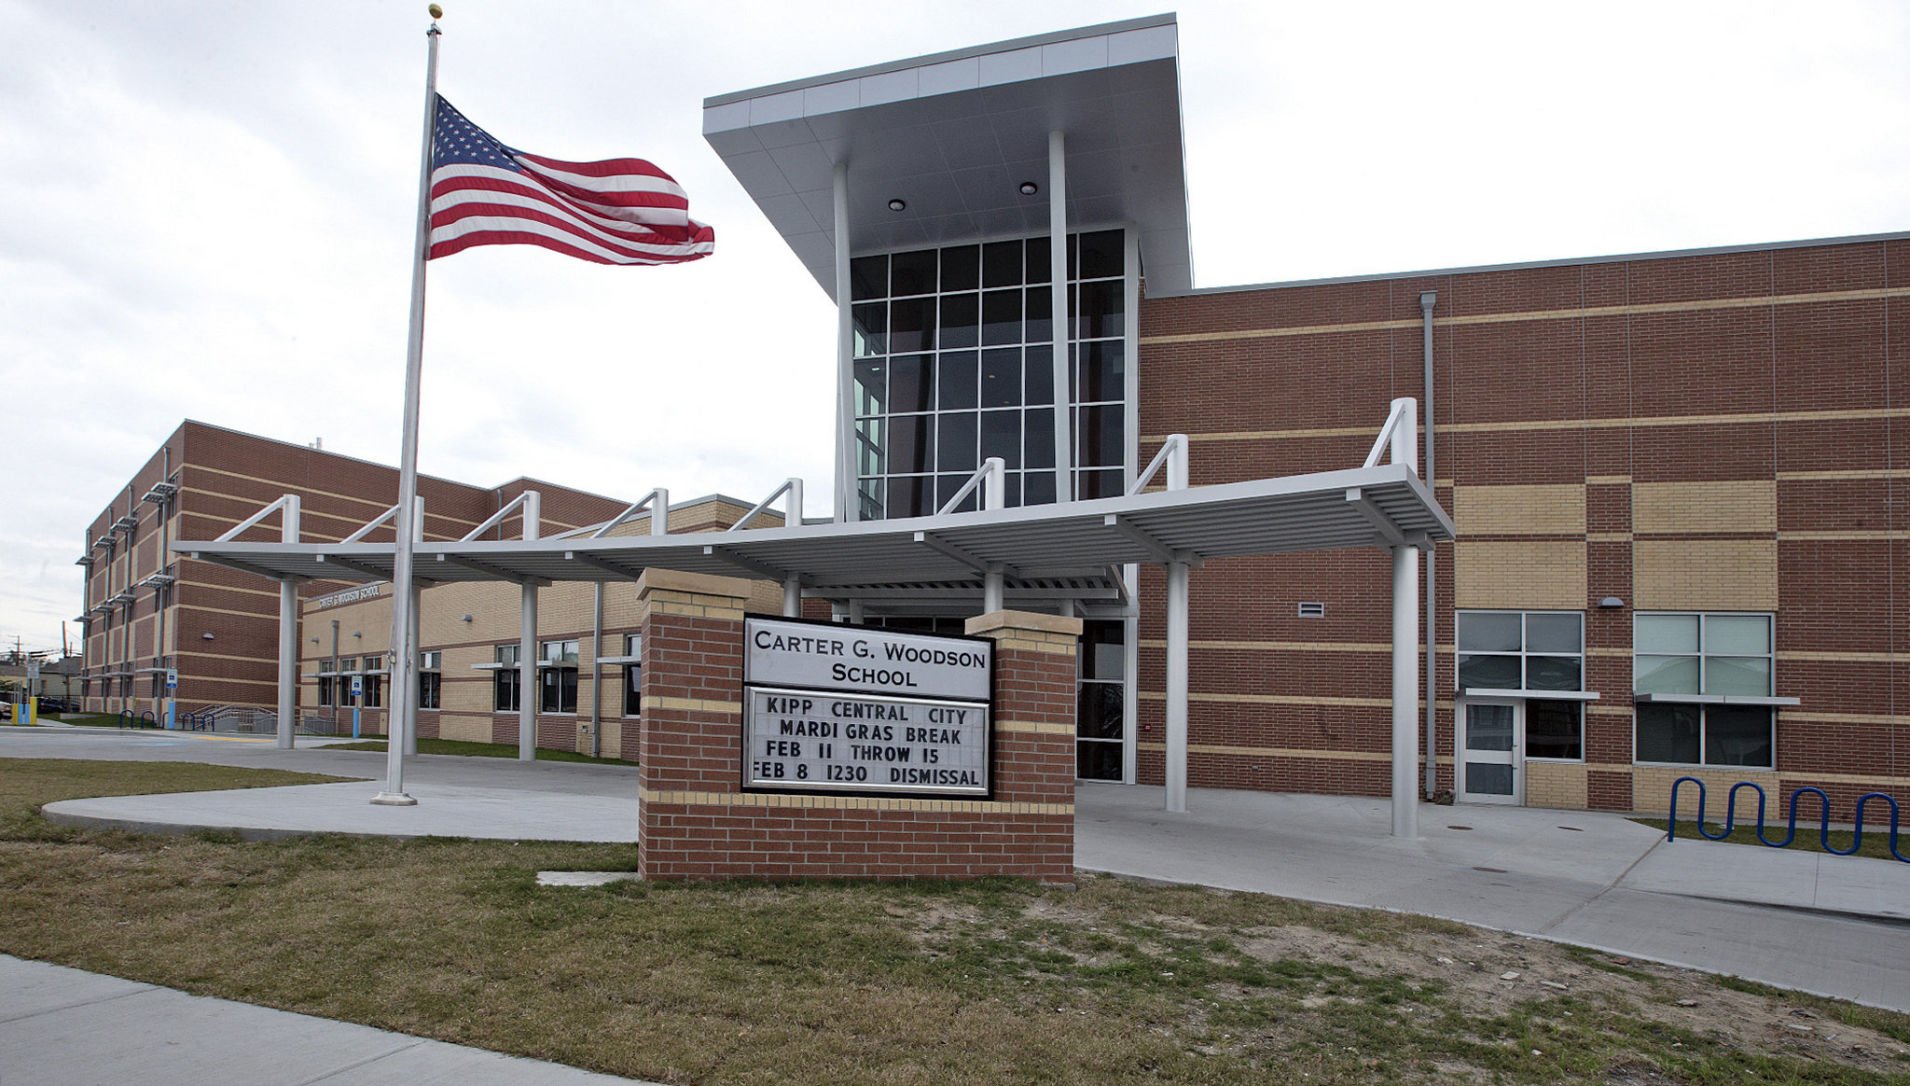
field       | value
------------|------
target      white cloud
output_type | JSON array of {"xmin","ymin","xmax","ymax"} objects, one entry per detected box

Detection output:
[{"xmin": 2, "ymin": 0, "xmax": 1906, "ymax": 650}]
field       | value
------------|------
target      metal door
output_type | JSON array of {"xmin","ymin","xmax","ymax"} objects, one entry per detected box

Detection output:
[{"xmin": 1458, "ymin": 699, "xmax": 1522, "ymax": 805}]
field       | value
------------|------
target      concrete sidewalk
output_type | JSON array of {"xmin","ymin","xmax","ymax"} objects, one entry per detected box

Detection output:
[
  {"xmin": 0, "ymin": 955, "xmax": 653, "ymax": 1084},
  {"xmin": 1076, "ymin": 783, "xmax": 1910, "ymax": 1011},
  {"xmin": 8, "ymin": 725, "xmax": 638, "ymax": 843}
]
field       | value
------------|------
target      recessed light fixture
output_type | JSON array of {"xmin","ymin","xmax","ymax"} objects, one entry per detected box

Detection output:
[
  {"xmin": 1018, "ymin": 180, "xmax": 1039, "ymax": 196},
  {"xmin": 887, "ymin": 198, "xmax": 906, "ymax": 212}
]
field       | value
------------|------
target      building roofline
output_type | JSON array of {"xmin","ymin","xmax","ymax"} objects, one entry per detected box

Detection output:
[
  {"xmin": 179, "ymin": 419, "xmax": 484, "ymax": 494},
  {"xmin": 1149, "ymin": 228, "xmax": 1910, "ymax": 299},
  {"xmin": 702, "ymin": 12, "xmax": 1176, "ymax": 108}
]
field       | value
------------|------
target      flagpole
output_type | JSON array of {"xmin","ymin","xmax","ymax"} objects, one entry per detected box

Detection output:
[{"xmin": 373, "ymin": 7, "xmax": 442, "ymax": 806}]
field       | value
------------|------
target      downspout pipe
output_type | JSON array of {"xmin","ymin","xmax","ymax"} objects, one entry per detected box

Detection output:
[{"xmin": 1420, "ymin": 290, "xmax": 1438, "ymax": 799}]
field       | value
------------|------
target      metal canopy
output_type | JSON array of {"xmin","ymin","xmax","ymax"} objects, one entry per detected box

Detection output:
[
  {"xmin": 702, "ymin": 13, "xmax": 1193, "ymax": 295},
  {"xmin": 178, "ymin": 463, "xmax": 1453, "ymax": 597}
]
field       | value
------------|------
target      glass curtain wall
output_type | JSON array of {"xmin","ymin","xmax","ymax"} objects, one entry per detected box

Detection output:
[{"xmin": 851, "ymin": 229, "xmax": 1127, "ymax": 518}]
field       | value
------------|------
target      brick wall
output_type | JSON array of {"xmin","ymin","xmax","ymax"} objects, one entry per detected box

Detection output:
[
  {"xmin": 1137, "ymin": 235, "xmax": 1910, "ymax": 817},
  {"xmin": 635, "ymin": 570, "xmax": 1077, "ymax": 883}
]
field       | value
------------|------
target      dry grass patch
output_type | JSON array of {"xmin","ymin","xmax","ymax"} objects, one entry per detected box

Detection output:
[{"xmin": 2, "ymin": 758, "xmax": 1907, "ymax": 1084}]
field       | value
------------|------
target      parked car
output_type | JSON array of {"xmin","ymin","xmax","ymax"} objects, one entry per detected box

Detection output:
[{"xmin": 37, "ymin": 698, "xmax": 75, "ymax": 713}]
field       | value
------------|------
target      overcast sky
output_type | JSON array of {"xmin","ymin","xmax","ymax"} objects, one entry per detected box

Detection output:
[{"xmin": 3, "ymin": 0, "xmax": 1906, "ymax": 656}]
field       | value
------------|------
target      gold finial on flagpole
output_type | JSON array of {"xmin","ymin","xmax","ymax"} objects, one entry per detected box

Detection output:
[{"xmin": 428, "ymin": 4, "xmax": 443, "ymax": 19}]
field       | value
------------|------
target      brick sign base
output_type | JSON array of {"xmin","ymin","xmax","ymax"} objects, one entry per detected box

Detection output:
[{"xmin": 633, "ymin": 570, "xmax": 1078, "ymax": 884}]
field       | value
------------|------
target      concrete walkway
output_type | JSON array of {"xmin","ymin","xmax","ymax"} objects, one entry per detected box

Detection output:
[
  {"xmin": 1075, "ymin": 783, "xmax": 1910, "ymax": 1011},
  {"xmin": 0, "ymin": 955, "xmax": 652, "ymax": 1085}
]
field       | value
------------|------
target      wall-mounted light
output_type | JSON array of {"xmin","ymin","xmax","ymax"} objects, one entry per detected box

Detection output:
[
  {"xmin": 201, "ymin": 632, "xmax": 215, "ymax": 641},
  {"xmin": 1598, "ymin": 597, "xmax": 1625, "ymax": 609},
  {"xmin": 1018, "ymin": 180, "xmax": 1039, "ymax": 196},
  {"xmin": 460, "ymin": 614, "xmax": 473, "ymax": 623},
  {"xmin": 352, "ymin": 631, "xmax": 363, "ymax": 639},
  {"xmin": 887, "ymin": 198, "xmax": 906, "ymax": 212}
]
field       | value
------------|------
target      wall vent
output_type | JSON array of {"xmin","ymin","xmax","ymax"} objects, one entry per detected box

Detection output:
[{"xmin": 1297, "ymin": 601, "xmax": 1326, "ymax": 618}]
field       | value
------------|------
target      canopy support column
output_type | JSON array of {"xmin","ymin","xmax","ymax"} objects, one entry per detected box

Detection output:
[
  {"xmin": 833, "ymin": 162, "xmax": 855, "ymax": 522},
  {"xmin": 518, "ymin": 491, "xmax": 541, "ymax": 763},
  {"xmin": 275, "ymin": 496, "xmax": 300, "ymax": 750},
  {"xmin": 1164, "ymin": 557, "xmax": 1189, "ymax": 813},
  {"xmin": 1387, "ymin": 397, "xmax": 1421, "ymax": 839}
]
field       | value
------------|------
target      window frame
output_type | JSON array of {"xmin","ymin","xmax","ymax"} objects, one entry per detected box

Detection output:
[
  {"xmin": 493, "ymin": 644, "xmax": 521, "ymax": 713},
  {"xmin": 418, "ymin": 650, "xmax": 441, "ymax": 711},
  {"xmin": 621, "ymin": 633, "xmax": 642, "ymax": 718},
  {"xmin": 538, "ymin": 638, "xmax": 579, "ymax": 715},
  {"xmin": 1631, "ymin": 612, "xmax": 1778, "ymax": 770},
  {"xmin": 1454, "ymin": 610, "xmax": 1586, "ymax": 695}
]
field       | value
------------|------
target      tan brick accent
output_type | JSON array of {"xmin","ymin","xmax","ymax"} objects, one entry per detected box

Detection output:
[
  {"xmin": 1633, "ymin": 539, "xmax": 1777, "ymax": 610},
  {"xmin": 634, "ymin": 569, "xmax": 754, "ymax": 619},
  {"xmin": 1632, "ymin": 766, "xmax": 1774, "ymax": 820},
  {"xmin": 1634, "ymin": 480, "xmax": 1776, "ymax": 535},
  {"xmin": 1453, "ymin": 541, "xmax": 1586, "ymax": 609},
  {"xmin": 966, "ymin": 610, "xmax": 1083, "ymax": 656},
  {"xmin": 1454, "ymin": 484, "xmax": 1585, "ymax": 536},
  {"xmin": 1524, "ymin": 761, "xmax": 1588, "ymax": 810}
]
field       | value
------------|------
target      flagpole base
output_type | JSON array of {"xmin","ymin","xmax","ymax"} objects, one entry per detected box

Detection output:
[{"xmin": 370, "ymin": 792, "xmax": 419, "ymax": 807}]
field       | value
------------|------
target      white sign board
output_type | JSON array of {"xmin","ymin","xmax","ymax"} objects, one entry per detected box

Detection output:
[
  {"xmin": 744, "ymin": 687, "xmax": 989, "ymax": 795},
  {"xmin": 743, "ymin": 617, "xmax": 991, "ymax": 701},
  {"xmin": 741, "ymin": 617, "xmax": 993, "ymax": 798},
  {"xmin": 350, "ymin": 675, "xmax": 364, "ymax": 698},
  {"xmin": 165, "ymin": 668, "xmax": 178, "ymax": 690},
  {"xmin": 25, "ymin": 663, "xmax": 39, "ymax": 682}
]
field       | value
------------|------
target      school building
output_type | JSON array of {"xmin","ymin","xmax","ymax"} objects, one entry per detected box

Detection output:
[{"xmin": 87, "ymin": 14, "xmax": 1907, "ymax": 819}]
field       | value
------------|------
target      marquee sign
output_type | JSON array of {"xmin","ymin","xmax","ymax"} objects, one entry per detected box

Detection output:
[{"xmin": 742, "ymin": 617, "xmax": 992, "ymax": 797}]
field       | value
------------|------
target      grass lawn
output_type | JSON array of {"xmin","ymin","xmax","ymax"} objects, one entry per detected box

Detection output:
[
  {"xmin": 47, "ymin": 712, "xmax": 125, "ymax": 728},
  {"xmin": 2, "ymin": 758, "xmax": 1907, "ymax": 1084},
  {"xmin": 1635, "ymin": 818, "xmax": 1909, "ymax": 863},
  {"xmin": 324, "ymin": 737, "xmax": 633, "ymax": 765}
]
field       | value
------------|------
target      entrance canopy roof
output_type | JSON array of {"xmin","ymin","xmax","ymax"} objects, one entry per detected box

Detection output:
[
  {"xmin": 702, "ymin": 13, "xmax": 1193, "ymax": 296},
  {"xmin": 178, "ymin": 463, "xmax": 1454, "ymax": 601}
]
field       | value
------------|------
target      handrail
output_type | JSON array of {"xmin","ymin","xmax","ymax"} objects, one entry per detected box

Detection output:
[
  {"xmin": 1129, "ymin": 434, "xmax": 1189, "ymax": 496},
  {"xmin": 937, "ymin": 458, "xmax": 1007, "ymax": 515},
  {"xmin": 1667, "ymin": 776, "xmax": 1907, "ymax": 863}
]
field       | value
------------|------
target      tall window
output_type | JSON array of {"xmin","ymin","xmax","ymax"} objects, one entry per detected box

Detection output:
[
  {"xmin": 337, "ymin": 657, "xmax": 358, "ymax": 704},
  {"xmin": 418, "ymin": 651, "xmax": 441, "ymax": 710},
  {"xmin": 1457, "ymin": 611, "xmax": 1585, "ymax": 761},
  {"xmin": 361, "ymin": 655, "xmax": 384, "ymax": 708},
  {"xmin": 850, "ymin": 230, "xmax": 1128, "ymax": 518},
  {"xmin": 317, "ymin": 658, "xmax": 337, "ymax": 708},
  {"xmin": 1634, "ymin": 613, "xmax": 1775, "ymax": 768},
  {"xmin": 540, "ymin": 639, "xmax": 579, "ymax": 714},
  {"xmin": 622, "ymin": 633, "xmax": 642, "ymax": 717},
  {"xmin": 493, "ymin": 644, "xmax": 520, "ymax": 712},
  {"xmin": 1077, "ymin": 620, "xmax": 1125, "ymax": 781}
]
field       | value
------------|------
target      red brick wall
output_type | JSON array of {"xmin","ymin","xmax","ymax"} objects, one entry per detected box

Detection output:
[
  {"xmin": 636, "ymin": 584, "xmax": 1076, "ymax": 883},
  {"xmin": 1137, "ymin": 235, "xmax": 1910, "ymax": 817}
]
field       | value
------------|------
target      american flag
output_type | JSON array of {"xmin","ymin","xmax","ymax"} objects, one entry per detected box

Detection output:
[{"xmin": 427, "ymin": 96, "xmax": 714, "ymax": 265}]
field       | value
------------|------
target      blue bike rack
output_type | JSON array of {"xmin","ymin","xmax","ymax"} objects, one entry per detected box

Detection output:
[{"xmin": 1668, "ymin": 776, "xmax": 1907, "ymax": 863}]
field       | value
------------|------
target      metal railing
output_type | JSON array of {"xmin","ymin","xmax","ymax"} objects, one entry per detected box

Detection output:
[{"xmin": 1667, "ymin": 776, "xmax": 1907, "ymax": 863}]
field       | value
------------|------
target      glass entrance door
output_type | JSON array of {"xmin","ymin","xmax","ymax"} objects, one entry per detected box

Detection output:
[{"xmin": 1458, "ymin": 699, "xmax": 1522, "ymax": 805}]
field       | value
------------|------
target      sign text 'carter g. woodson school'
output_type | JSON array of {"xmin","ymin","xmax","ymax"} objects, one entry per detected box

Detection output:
[{"xmin": 742, "ymin": 617, "xmax": 992, "ymax": 796}]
